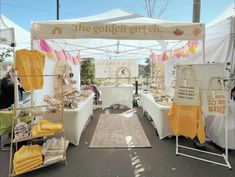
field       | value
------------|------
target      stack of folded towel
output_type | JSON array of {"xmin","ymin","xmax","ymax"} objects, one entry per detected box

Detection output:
[
  {"xmin": 13, "ymin": 145, "xmax": 42, "ymax": 175},
  {"xmin": 32, "ymin": 119, "xmax": 63, "ymax": 138},
  {"xmin": 42, "ymin": 137, "xmax": 68, "ymax": 165}
]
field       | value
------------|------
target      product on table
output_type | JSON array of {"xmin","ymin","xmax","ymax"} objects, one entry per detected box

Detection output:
[{"xmin": 44, "ymin": 95, "xmax": 62, "ymax": 108}]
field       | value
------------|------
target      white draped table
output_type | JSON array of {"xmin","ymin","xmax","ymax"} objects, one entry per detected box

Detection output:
[
  {"xmin": 140, "ymin": 92, "xmax": 173, "ymax": 139},
  {"xmin": 100, "ymin": 85, "xmax": 134, "ymax": 110},
  {"xmin": 46, "ymin": 93, "xmax": 95, "ymax": 146}
]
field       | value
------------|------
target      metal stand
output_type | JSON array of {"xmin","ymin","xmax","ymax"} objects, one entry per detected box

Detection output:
[
  {"xmin": 175, "ymin": 64, "xmax": 232, "ymax": 170},
  {"xmin": 175, "ymin": 97, "xmax": 232, "ymax": 169},
  {"xmin": 176, "ymin": 136, "xmax": 232, "ymax": 169}
]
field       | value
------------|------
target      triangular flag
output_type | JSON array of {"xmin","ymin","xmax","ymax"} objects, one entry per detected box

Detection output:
[
  {"xmin": 188, "ymin": 47, "xmax": 197, "ymax": 54},
  {"xmin": 162, "ymin": 52, "xmax": 169, "ymax": 61},
  {"xmin": 39, "ymin": 39, "xmax": 50, "ymax": 52},
  {"xmin": 47, "ymin": 51, "xmax": 52, "ymax": 58},
  {"xmin": 50, "ymin": 49, "xmax": 57, "ymax": 59},
  {"xmin": 150, "ymin": 52, "xmax": 156, "ymax": 61}
]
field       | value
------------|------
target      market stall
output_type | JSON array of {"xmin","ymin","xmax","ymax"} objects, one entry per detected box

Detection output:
[{"xmin": 7, "ymin": 6, "xmax": 234, "ymax": 177}]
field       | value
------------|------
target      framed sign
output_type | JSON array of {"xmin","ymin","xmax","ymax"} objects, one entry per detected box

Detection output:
[{"xmin": 95, "ymin": 59, "xmax": 139, "ymax": 78}]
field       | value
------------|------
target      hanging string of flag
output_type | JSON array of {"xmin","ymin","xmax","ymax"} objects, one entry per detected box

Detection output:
[
  {"xmin": 39, "ymin": 39, "xmax": 80, "ymax": 65},
  {"xmin": 150, "ymin": 40, "xmax": 199, "ymax": 61}
]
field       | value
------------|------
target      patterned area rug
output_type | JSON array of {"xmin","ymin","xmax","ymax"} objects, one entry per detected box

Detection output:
[{"xmin": 89, "ymin": 113, "xmax": 151, "ymax": 148}]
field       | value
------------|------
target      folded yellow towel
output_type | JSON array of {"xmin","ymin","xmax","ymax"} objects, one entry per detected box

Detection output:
[
  {"xmin": 14, "ymin": 145, "xmax": 42, "ymax": 164},
  {"xmin": 37, "ymin": 119, "xmax": 63, "ymax": 131},
  {"xmin": 14, "ymin": 156, "xmax": 42, "ymax": 169},
  {"xmin": 32, "ymin": 125, "xmax": 55, "ymax": 138},
  {"xmin": 41, "ymin": 122, "xmax": 63, "ymax": 131},
  {"xmin": 15, "ymin": 159, "xmax": 42, "ymax": 175}
]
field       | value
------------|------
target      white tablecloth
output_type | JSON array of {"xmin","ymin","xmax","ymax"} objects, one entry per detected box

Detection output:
[
  {"xmin": 100, "ymin": 85, "xmax": 133, "ymax": 109},
  {"xmin": 45, "ymin": 93, "xmax": 95, "ymax": 146},
  {"xmin": 205, "ymin": 100, "xmax": 235, "ymax": 149},
  {"xmin": 140, "ymin": 92, "xmax": 173, "ymax": 139}
]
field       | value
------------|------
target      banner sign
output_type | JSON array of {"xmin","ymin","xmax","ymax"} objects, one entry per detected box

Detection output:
[
  {"xmin": 31, "ymin": 22, "xmax": 204, "ymax": 40},
  {"xmin": 95, "ymin": 59, "xmax": 139, "ymax": 78}
]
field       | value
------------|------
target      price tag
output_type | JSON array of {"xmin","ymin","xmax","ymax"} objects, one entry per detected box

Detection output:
[
  {"xmin": 212, "ymin": 91, "xmax": 216, "ymax": 99},
  {"xmin": 183, "ymin": 80, "xmax": 187, "ymax": 87}
]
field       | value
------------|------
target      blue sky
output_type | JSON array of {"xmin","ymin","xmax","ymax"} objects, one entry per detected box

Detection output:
[{"xmin": 0, "ymin": 0, "xmax": 234, "ymax": 31}]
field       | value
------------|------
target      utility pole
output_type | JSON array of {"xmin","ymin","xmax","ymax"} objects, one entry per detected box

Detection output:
[
  {"xmin": 193, "ymin": 0, "xmax": 201, "ymax": 22},
  {"xmin": 57, "ymin": 0, "xmax": 60, "ymax": 20}
]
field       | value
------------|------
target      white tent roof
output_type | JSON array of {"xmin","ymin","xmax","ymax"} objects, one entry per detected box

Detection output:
[
  {"xmin": 0, "ymin": 15, "xmax": 30, "ymax": 50},
  {"xmin": 32, "ymin": 9, "xmax": 204, "ymax": 60},
  {"xmin": 164, "ymin": 3, "xmax": 235, "ymax": 85},
  {"xmin": 207, "ymin": 3, "xmax": 235, "ymax": 28}
]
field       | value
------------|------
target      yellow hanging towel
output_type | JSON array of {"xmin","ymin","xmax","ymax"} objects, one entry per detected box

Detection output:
[
  {"xmin": 168, "ymin": 102, "xmax": 205, "ymax": 144},
  {"xmin": 15, "ymin": 49, "xmax": 45, "ymax": 91}
]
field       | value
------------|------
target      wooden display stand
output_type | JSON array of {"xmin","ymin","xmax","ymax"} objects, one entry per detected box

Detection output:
[
  {"xmin": 152, "ymin": 61, "xmax": 165, "ymax": 94},
  {"xmin": 8, "ymin": 74, "xmax": 66, "ymax": 177}
]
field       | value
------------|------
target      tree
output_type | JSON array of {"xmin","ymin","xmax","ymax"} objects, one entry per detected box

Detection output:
[
  {"xmin": 144, "ymin": 0, "xmax": 169, "ymax": 18},
  {"xmin": 80, "ymin": 58, "xmax": 101, "ymax": 85},
  {"xmin": 139, "ymin": 58, "xmax": 151, "ymax": 85},
  {"xmin": 0, "ymin": 47, "xmax": 13, "ymax": 78},
  {"xmin": 0, "ymin": 47, "xmax": 13, "ymax": 62}
]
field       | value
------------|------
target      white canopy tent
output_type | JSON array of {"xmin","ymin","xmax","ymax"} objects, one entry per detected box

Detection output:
[
  {"xmin": 164, "ymin": 3, "xmax": 235, "ymax": 86},
  {"xmin": 31, "ymin": 9, "xmax": 205, "ymax": 105},
  {"xmin": 0, "ymin": 15, "xmax": 30, "ymax": 50},
  {"xmin": 164, "ymin": 3, "xmax": 235, "ymax": 150}
]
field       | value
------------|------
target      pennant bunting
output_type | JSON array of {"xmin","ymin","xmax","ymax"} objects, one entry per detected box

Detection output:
[
  {"xmin": 155, "ymin": 40, "xmax": 199, "ymax": 62},
  {"xmin": 38, "ymin": 39, "xmax": 80, "ymax": 65}
]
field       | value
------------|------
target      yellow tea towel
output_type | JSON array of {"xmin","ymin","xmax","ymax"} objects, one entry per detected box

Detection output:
[{"xmin": 168, "ymin": 102, "xmax": 205, "ymax": 144}]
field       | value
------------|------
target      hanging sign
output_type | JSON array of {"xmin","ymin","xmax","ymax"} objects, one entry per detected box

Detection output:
[{"xmin": 95, "ymin": 59, "xmax": 139, "ymax": 78}]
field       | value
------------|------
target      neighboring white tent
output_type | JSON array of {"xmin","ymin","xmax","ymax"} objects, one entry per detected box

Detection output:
[
  {"xmin": 0, "ymin": 14, "xmax": 30, "ymax": 78},
  {"xmin": 31, "ymin": 9, "xmax": 204, "ymax": 60},
  {"xmin": 164, "ymin": 3, "xmax": 235, "ymax": 85},
  {"xmin": 0, "ymin": 15, "xmax": 30, "ymax": 50},
  {"xmin": 164, "ymin": 4, "xmax": 235, "ymax": 150}
]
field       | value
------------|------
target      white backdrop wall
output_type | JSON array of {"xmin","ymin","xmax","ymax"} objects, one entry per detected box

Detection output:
[{"xmin": 33, "ymin": 56, "xmax": 80, "ymax": 105}]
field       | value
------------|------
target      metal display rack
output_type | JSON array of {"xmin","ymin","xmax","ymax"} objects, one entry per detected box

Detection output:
[{"xmin": 8, "ymin": 74, "xmax": 66, "ymax": 177}]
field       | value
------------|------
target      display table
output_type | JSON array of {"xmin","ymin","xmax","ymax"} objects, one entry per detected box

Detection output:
[
  {"xmin": 45, "ymin": 93, "xmax": 94, "ymax": 146},
  {"xmin": 100, "ymin": 85, "xmax": 134, "ymax": 109},
  {"xmin": 140, "ymin": 92, "xmax": 173, "ymax": 139}
]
